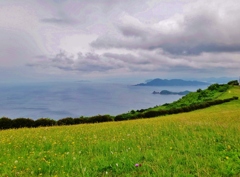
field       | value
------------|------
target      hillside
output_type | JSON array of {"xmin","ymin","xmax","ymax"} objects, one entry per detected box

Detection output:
[
  {"xmin": 0, "ymin": 86, "xmax": 239, "ymax": 176},
  {"xmin": 116, "ymin": 83, "xmax": 235, "ymax": 120}
]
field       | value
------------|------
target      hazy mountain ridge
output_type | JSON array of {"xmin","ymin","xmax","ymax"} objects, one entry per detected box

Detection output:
[
  {"xmin": 135, "ymin": 78, "xmax": 209, "ymax": 86},
  {"xmin": 152, "ymin": 90, "xmax": 191, "ymax": 95}
]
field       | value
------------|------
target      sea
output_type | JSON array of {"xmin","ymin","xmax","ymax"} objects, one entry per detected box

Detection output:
[{"xmin": 0, "ymin": 82, "xmax": 208, "ymax": 120}]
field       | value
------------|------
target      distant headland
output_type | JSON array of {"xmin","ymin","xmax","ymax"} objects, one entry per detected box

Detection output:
[
  {"xmin": 152, "ymin": 90, "xmax": 191, "ymax": 95},
  {"xmin": 135, "ymin": 78, "xmax": 209, "ymax": 86}
]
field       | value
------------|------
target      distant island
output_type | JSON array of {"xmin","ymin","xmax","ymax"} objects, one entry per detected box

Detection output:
[
  {"xmin": 135, "ymin": 78, "xmax": 209, "ymax": 86},
  {"xmin": 153, "ymin": 90, "xmax": 191, "ymax": 95}
]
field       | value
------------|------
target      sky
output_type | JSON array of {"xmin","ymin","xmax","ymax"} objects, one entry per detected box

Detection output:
[{"xmin": 1, "ymin": 0, "xmax": 240, "ymax": 83}]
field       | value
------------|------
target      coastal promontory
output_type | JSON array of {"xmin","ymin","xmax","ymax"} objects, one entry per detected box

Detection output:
[
  {"xmin": 152, "ymin": 90, "xmax": 191, "ymax": 95},
  {"xmin": 135, "ymin": 78, "xmax": 209, "ymax": 86}
]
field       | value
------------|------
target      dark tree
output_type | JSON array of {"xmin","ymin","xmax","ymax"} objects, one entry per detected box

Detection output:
[
  {"xmin": 228, "ymin": 80, "xmax": 239, "ymax": 86},
  {"xmin": 13, "ymin": 118, "xmax": 35, "ymax": 128},
  {"xmin": 57, "ymin": 117, "xmax": 75, "ymax": 125},
  {"xmin": 34, "ymin": 118, "xmax": 56, "ymax": 127},
  {"xmin": 0, "ymin": 117, "xmax": 13, "ymax": 129}
]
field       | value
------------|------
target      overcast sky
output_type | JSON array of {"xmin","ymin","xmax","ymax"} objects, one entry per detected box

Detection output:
[{"xmin": 1, "ymin": 0, "xmax": 240, "ymax": 83}]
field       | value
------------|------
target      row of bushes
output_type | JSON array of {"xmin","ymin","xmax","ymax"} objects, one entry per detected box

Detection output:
[
  {"xmin": 0, "ymin": 114, "xmax": 114, "ymax": 130},
  {"xmin": 228, "ymin": 80, "xmax": 239, "ymax": 86},
  {"xmin": 208, "ymin": 83, "xmax": 230, "ymax": 92},
  {"xmin": 140, "ymin": 96, "xmax": 238, "ymax": 118},
  {"xmin": 115, "ymin": 96, "xmax": 238, "ymax": 120},
  {"xmin": 0, "ymin": 96, "xmax": 238, "ymax": 130}
]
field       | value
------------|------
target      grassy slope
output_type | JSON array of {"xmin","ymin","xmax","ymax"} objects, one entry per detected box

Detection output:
[
  {"xmin": 0, "ymin": 86, "xmax": 239, "ymax": 177},
  {"xmin": 128, "ymin": 84, "xmax": 230, "ymax": 117}
]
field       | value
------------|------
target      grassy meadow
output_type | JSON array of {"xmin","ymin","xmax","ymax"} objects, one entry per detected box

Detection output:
[{"xmin": 0, "ymin": 86, "xmax": 240, "ymax": 176}]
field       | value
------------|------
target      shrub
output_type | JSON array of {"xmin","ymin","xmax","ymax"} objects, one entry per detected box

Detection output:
[
  {"xmin": 87, "ymin": 115, "xmax": 114, "ymax": 123},
  {"xmin": 74, "ymin": 117, "xmax": 88, "ymax": 124},
  {"xmin": 0, "ymin": 117, "xmax": 13, "ymax": 129},
  {"xmin": 198, "ymin": 90, "xmax": 208, "ymax": 98},
  {"xmin": 34, "ymin": 118, "xmax": 56, "ymax": 127},
  {"xmin": 228, "ymin": 80, "xmax": 239, "ymax": 85},
  {"xmin": 142, "ymin": 110, "xmax": 159, "ymax": 118},
  {"xmin": 138, "ymin": 109, "xmax": 146, "ymax": 113},
  {"xmin": 197, "ymin": 89, "xmax": 202, "ymax": 92},
  {"xmin": 180, "ymin": 107, "xmax": 190, "ymax": 112},
  {"xmin": 114, "ymin": 114, "xmax": 126, "ymax": 121},
  {"xmin": 168, "ymin": 109, "xmax": 180, "ymax": 114},
  {"xmin": 162, "ymin": 103, "xmax": 170, "ymax": 106},
  {"xmin": 232, "ymin": 96, "xmax": 238, "ymax": 100},
  {"xmin": 13, "ymin": 118, "xmax": 35, "ymax": 128},
  {"xmin": 218, "ymin": 84, "xmax": 229, "ymax": 92},
  {"xmin": 130, "ymin": 110, "xmax": 135, "ymax": 114},
  {"xmin": 134, "ymin": 113, "xmax": 143, "ymax": 118},
  {"xmin": 208, "ymin": 83, "xmax": 219, "ymax": 91},
  {"xmin": 57, "ymin": 117, "xmax": 75, "ymax": 125},
  {"xmin": 115, "ymin": 114, "xmax": 134, "ymax": 121}
]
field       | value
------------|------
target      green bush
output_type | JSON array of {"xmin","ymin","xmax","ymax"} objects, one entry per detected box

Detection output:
[
  {"xmin": 13, "ymin": 118, "xmax": 35, "ymax": 128},
  {"xmin": 115, "ymin": 113, "xmax": 134, "ymax": 121},
  {"xmin": 228, "ymin": 80, "xmax": 239, "ymax": 85},
  {"xmin": 34, "ymin": 118, "xmax": 56, "ymax": 127},
  {"xmin": 74, "ymin": 117, "xmax": 88, "ymax": 124},
  {"xmin": 136, "ymin": 109, "xmax": 146, "ymax": 113},
  {"xmin": 87, "ymin": 115, "xmax": 114, "ymax": 123},
  {"xmin": 114, "ymin": 114, "xmax": 126, "ymax": 121},
  {"xmin": 142, "ymin": 110, "xmax": 159, "ymax": 118},
  {"xmin": 208, "ymin": 83, "xmax": 219, "ymax": 91},
  {"xmin": 0, "ymin": 117, "xmax": 13, "ymax": 129},
  {"xmin": 57, "ymin": 117, "xmax": 75, "ymax": 125},
  {"xmin": 197, "ymin": 89, "xmax": 202, "ymax": 92},
  {"xmin": 218, "ymin": 84, "xmax": 229, "ymax": 92}
]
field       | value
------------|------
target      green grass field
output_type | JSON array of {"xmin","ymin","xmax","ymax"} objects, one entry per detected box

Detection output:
[{"xmin": 0, "ymin": 86, "xmax": 240, "ymax": 176}]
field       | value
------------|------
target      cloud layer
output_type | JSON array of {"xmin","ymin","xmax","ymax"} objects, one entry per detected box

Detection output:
[
  {"xmin": 91, "ymin": 0, "xmax": 240, "ymax": 55},
  {"xmin": 1, "ymin": 0, "xmax": 240, "ymax": 81}
]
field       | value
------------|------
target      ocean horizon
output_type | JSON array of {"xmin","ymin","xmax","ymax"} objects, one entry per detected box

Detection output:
[{"xmin": 0, "ymin": 82, "xmax": 207, "ymax": 120}]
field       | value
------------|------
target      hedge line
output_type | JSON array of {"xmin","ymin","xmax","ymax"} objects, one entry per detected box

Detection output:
[
  {"xmin": 0, "ymin": 115, "xmax": 114, "ymax": 130},
  {"xmin": 0, "ymin": 96, "xmax": 238, "ymax": 130}
]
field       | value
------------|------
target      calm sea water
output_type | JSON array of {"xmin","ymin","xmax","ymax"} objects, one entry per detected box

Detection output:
[{"xmin": 0, "ymin": 82, "xmax": 207, "ymax": 120}]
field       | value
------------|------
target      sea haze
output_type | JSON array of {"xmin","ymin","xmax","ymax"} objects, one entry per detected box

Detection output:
[{"xmin": 0, "ymin": 82, "xmax": 207, "ymax": 120}]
